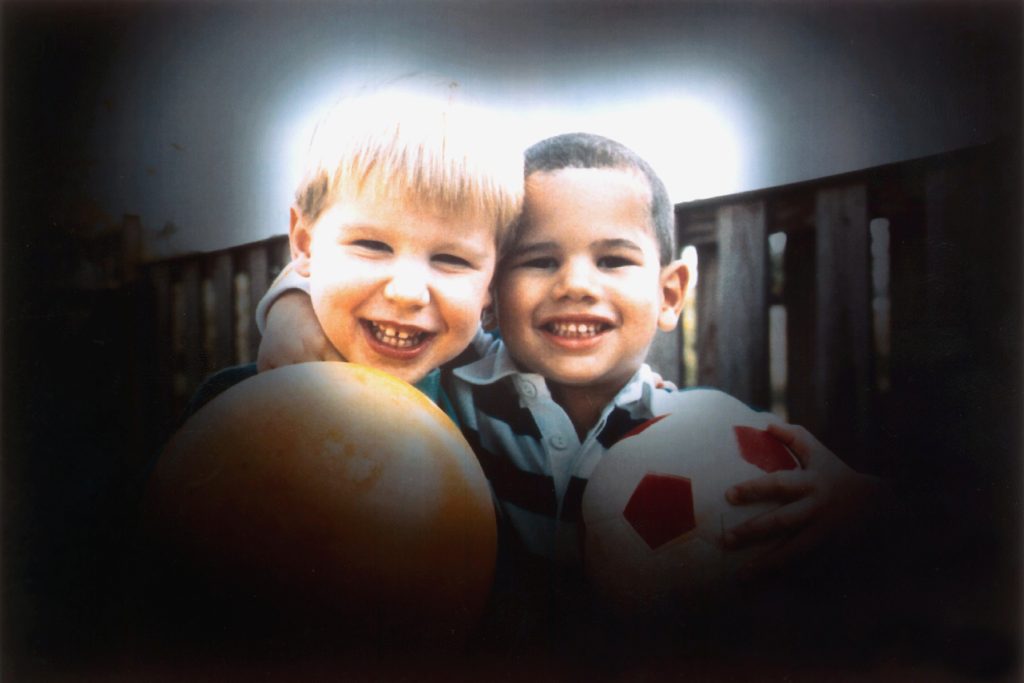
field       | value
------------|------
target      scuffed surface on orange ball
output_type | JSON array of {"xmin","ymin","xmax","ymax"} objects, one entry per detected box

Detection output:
[{"xmin": 146, "ymin": 362, "xmax": 496, "ymax": 645}]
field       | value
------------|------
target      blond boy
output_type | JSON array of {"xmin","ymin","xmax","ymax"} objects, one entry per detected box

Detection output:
[{"xmin": 186, "ymin": 86, "xmax": 522, "ymax": 419}]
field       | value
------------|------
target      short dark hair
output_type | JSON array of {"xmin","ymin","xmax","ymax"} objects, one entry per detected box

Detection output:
[{"xmin": 523, "ymin": 132, "xmax": 675, "ymax": 265}]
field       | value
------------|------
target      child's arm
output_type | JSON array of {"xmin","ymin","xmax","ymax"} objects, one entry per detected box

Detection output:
[
  {"xmin": 722, "ymin": 422, "xmax": 889, "ymax": 579},
  {"xmin": 255, "ymin": 263, "xmax": 341, "ymax": 371}
]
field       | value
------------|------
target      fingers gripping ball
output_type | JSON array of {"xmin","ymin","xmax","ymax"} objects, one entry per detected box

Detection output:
[
  {"xmin": 147, "ymin": 362, "xmax": 497, "ymax": 641},
  {"xmin": 581, "ymin": 389, "xmax": 799, "ymax": 615}
]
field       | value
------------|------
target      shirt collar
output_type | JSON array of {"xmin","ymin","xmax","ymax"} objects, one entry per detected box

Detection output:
[
  {"xmin": 452, "ymin": 340, "xmax": 525, "ymax": 386},
  {"xmin": 413, "ymin": 367, "xmax": 445, "ymax": 403},
  {"xmin": 453, "ymin": 339, "xmax": 657, "ymax": 410}
]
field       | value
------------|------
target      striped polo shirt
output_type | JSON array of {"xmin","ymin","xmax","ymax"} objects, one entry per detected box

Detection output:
[{"xmin": 449, "ymin": 332, "xmax": 692, "ymax": 568}]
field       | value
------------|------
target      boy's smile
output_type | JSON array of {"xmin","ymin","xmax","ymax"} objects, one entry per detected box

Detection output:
[
  {"xmin": 497, "ymin": 167, "xmax": 686, "ymax": 397},
  {"xmin": 364, "ymin": 321, "xmax": 432, "ymax": 350},
  {"xmin": 363, "ymin": 320, "xmax": 435, "ymax": 354},
  {"xmin": 293, "ymin": 193, "xmax": 497, "ymax": 384},
  {"xmin": 539, "ymin": 314, "xmax": 615, "ymax": 348}
]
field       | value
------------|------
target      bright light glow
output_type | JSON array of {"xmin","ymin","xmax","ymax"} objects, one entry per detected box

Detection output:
[
  {"xmin": 680, "ymin": 245, "xmax": 699, "ymax": 387},
  {"xmin": 512, "ymin": 94, "xmax": 745, "ymax": 202},
  {"xmin": 270, "ymin": 84, "xmax": 525, "ymax": 222},
  {"xmin": 680, "ymin": 244, "xmax": 699, "ymax": 290},
  {"xmin": 769, "ymin": 231, "xmax": 788, "ymax": 256},
  {"xmin": 270, "ymin": 88, "xmax": 746, "ymax": 226},
  {"xmin": 278, "ymin": 105, "xmax": 326, "ymax": 209}
]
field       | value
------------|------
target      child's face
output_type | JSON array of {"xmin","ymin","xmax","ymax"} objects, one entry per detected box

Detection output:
[
  {"xmin": 496, "ymin": 167, "xmax": 686, "ymax": 394},
  {"xmin": 292, "ymin": 192, "xmax": 497, "ymax": 385}
]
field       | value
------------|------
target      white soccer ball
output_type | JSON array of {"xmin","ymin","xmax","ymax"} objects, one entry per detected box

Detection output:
[{"xmin": 582, "ymin": 389, "xmax": 799, "ymax": 614}]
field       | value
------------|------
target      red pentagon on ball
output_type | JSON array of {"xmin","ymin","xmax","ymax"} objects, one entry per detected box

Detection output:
[
  {"xmin": 623, "ymin": 473, "xmax": 696, "ymax": 550},
  {"xmin": 733, "ymin": 426, "xmax": 798, "ymax": 472}
]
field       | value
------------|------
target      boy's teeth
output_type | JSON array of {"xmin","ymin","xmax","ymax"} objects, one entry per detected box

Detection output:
[
  {"xmin": 369, "ymin": 322, "xmax": 426, "ymax": 348},
  {"xmin": 548, "ymin": 322, "xmax": 604, "ymax": 337}
]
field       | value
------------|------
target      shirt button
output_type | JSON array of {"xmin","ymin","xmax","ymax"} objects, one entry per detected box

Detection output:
[
  {"xmin": 549, "ymin": 435, "xmax": 568, "ymax": 450},
  {"xmin": 519, "ymin": 380, "xmax": 538, "ymax": 398}
]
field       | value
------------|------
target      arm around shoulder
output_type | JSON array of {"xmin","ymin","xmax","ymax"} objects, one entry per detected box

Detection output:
[
  {"xmin": 254, "ymin": 261, "xmax": 311, "ymax": 335},
  {"xmin": 253, "ymin": 260, "xmax": 342, "ymax": 371}
]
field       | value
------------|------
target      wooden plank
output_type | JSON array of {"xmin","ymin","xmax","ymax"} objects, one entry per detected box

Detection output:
[
  {"xmin": 246, "ymin": 244, "xmax": 270, "ymax": 362},
  {"xmin": 714, "ymin": 201, "xmax": 769, "ymax": 409},
  {"xmin": 876, "ymin": 181, "xmax": 930, "ymax": 478},
  {"xmin": 923, "ymin": 159, "xmax": 981, "ymax": 350},
  {"xmin": 814, "ymin": 184, "xmax": 871, "ymax": 463},
  {"xmin": 120, "ymin": 214, "xmax": 143, "ymax": 283},
  {"xmin": 694, "ymin": 243, "xmax": 719, "ymax": 387},
  {"xmin": 209, "ymin": 251, "xmax": 235, "ymax": 370},
  {"xmin": 269, "ymin": 235, "xmax": 291, "ymax": 279},
  {"xmin": 768, "ymin": 191, "xmax": 815, "ymax": 236},
  {"xmin": 180, "ymin": 259, "xmax": 205, "ymax": 399},
  {"xmin": 646, "ymin": 329, "xmax": 681, "ymax": 388},
  {"xmin": 927, "ymin": 146, "xmax": 1022, "ymax": 541},
  {"xmin": 148, "ymin": 262, "xmax": 175, "ymax": 434},
  {"xmin": 783, "ymin": 229, "xmax": 816, "ymax": 430},
  {"xmin": 676, "ymin": 204, "xmax": 717, "ymax": 247},
  {"xmin": 883, "ymin": 179, "xmax": 929, "ymax": 396}
]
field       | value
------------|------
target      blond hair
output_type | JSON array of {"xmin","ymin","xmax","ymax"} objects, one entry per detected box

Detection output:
[{"xmin": 294, "ymin": 85, "xmax": 523, "ymax": 249}]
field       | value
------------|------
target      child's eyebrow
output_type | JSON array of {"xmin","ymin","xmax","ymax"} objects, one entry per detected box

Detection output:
[
  {"xmin": 509, "ymin": 238, "xmax": 646, "ymax": 258},
  {"xmin": 436, "ymin": 240, "xmax": 492, "ymax": 261},
  {"xmin": 333, "ymin": 221, "xmax": 383, "ymax": 236},
  {"xmin": 509, "ymin": 241, "xmax": 558, "ymax": 258},
  {"xmin": 594, "ymin": 238, "xmax": 645, "ymax": 254}
]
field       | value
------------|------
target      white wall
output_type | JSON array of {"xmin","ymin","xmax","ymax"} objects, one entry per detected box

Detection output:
[{"xmin": 74, "ymin": 2, "xmax": 1020, "ymax": 257}]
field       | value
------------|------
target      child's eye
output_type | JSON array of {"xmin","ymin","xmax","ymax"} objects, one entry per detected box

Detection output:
[
  {"xmin": 433, "ymin": 253, "xmax": 472, "ymax": 268},
  {"xmin": 352, "ymin": 240, "xmax": 392, "ymax": 253},
  {"xmin": 518, "ymin": 257, "xmax": 558, "ymax": 270},
  {"xmin": 597, "ymin": 255, "xmax": 636, "ymax": 268}
]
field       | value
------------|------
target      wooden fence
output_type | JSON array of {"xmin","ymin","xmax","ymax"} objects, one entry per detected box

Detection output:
[
  {"xmin": 133, "ymin": 141, "xmax": 1019, "ymax": 476},
  {"xmin": 658, "ymin": 140, "xmax": 1019, "ymax": 474},
  {"xmin": 136, "ymin": 235, "xmax": 292, "ymax": 436}
]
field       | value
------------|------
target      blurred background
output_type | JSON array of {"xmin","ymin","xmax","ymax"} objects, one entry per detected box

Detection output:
[
  {"xmin": 2, "ymin": 0, "xmax": 1021, "ymax": 678},
  {"xmin": 5, "ymin": 1, "xmax": 1018, "ymax": 257}
]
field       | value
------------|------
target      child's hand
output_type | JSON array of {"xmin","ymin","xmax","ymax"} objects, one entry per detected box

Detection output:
[
  {"xmin": 649, "ymin": 370, "xmax": 677, "ymax": 391},
  {"xmin": 256, "ymin": 291, "xmax": 343, "ymax": 371},
  {"xmin": 722, "ymin": 422, "xmax": 886, "ymax": 579}
]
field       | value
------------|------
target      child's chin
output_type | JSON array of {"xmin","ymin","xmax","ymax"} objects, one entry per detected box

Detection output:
[
  {"xmin": 372, "ymin": 364, "xmax": 430, "ymax": 385},
  {"xmin": 339, "ymin": 352, "xmax": 430, "ymax": 385},
  {"xmin": 548, "ymin": 365, "xmax": 634, "ymax": 390},
  {"xmin": 547, "ymin": 371, "xmax": 604, "ymax": 387}
]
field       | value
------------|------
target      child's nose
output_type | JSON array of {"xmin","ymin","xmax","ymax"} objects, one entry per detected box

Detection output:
[
  {"xmin": 554, "ymin": 259, "xmax": 599, "ymax": 301},
  {"xmin": 383, "ymin": 266, "xmax": 431, "ymax": 307}
]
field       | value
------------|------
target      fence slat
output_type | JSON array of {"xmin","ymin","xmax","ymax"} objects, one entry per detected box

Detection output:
[
  {"xmin": 814, "ymin": 184, "xmax": 871, "ymax": 462},
  {"xmin": 149, "ymin": 262, "xmax": 175, "ymax": 431},
  {"xmin": 121, "ymin": 214, "xmax": 143, "ymax": 283},
  {"xmin": 270, "ymin": 238, "xmax": 292, "ymax": 279},
  {"xmin": 210, "ymin": 251, "xmax": 235, "ymax": 370},
  {"xmin": 924, "ymin": 161, "xmax": 977, "ymax": 347},
  {"xmin": 715, "ymin": 201, "xmax": 769, "ymax": 408},
  {"xmin": 882, "ymin": 178, "xmax": 928, "ymax": 402},
  {"xmin": 694, "ymin": 244, "xmax": 719, "ymax": 387},
  {"xmin": 181, "ymin": 260, "xmax": 205, "ymax": 398},
  {"xmin": 647, "ymin": 329, "xmax": 681, "ymax": 388},
  {"xmin": 783, "ymin": 229, "xmax": 816, "ymax": 428},
  {"xmin": 246, "ymin": 244, "xmax": 270, "ymax": 362}
]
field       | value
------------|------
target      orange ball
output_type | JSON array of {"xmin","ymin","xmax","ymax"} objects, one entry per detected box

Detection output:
[{"xmin": 146, "ymin": 362, "xmax": 497, "ymax": 642}]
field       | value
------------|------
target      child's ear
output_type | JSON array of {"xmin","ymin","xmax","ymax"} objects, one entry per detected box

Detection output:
[
  {"xmin": 289, "ymin": 206, "xmax": 313, "ymax": 277},
  {"xmin": 481, "ymin": 306, "xmax": 498, "ymax": 331},
  {"xmin": 657, "ymin": 260, "xmax": 690, "ymax": 332},
  {"xmin": 480, "ymin": 288, "xmax": 498, "ymax": 331}
]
